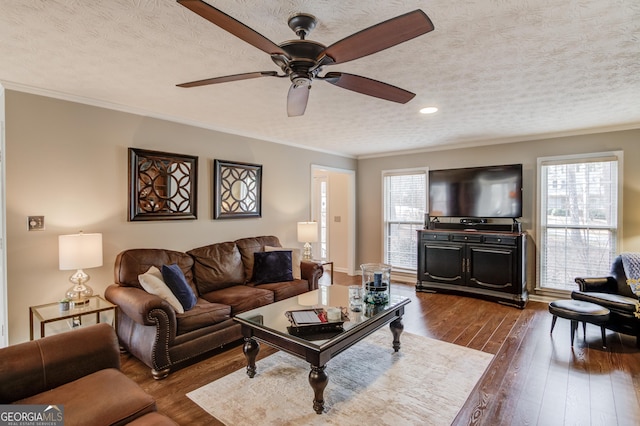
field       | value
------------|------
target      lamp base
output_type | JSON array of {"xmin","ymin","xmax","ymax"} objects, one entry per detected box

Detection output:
[
  {"xmin": 302, "ymin": 242, "xmax": 313, "ymax": 260},
  {"xmin": 67, "ymin": 296, "xmax": 91, "ymax": 307},
  {"xmin": 65, "ymin": 269, "xmax": 94, "ymax": 305},
  {"xmin": 66, "ymin": 286, "xmax": 93, "ymax": 305}
]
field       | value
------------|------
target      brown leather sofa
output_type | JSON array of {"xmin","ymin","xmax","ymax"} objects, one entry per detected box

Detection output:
[
  {"xmin": 0, "ymin": 323, "xmax": 176, "ymax": 426},
  {"xmin": 105, "ymin": 236, "xmax": 323, "ymax": 379}
]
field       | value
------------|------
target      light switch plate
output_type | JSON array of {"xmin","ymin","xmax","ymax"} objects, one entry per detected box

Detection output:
[{"xmin": 28, "ymin": 216, "xmax": 45, "ymax": 231}]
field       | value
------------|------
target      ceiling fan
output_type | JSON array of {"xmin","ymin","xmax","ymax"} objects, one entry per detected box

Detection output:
[{"xmin": 176, "ymin": 0, "xmax": 434, "ymax": 117}]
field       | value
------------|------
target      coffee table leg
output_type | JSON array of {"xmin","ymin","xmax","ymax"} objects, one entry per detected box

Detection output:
[
  {"xmin": 243, "ymin": 337, "xmax": 260, "ymax": 378},
  {"xmin": 390, "ymin": 316, "xmax": 404, "ymax": 352},
  {"xmin": 309, "ymin": 365, "xmax": 328, "ymax": 414}
]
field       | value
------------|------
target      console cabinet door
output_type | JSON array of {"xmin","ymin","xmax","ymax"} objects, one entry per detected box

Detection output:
[
  {"xmin": 467, "ymin": 244, "xmax": 517, "ymax": 293},
  {"xmin": 422, "ymin": 243, "xmax": 465, "ymax": 285}
]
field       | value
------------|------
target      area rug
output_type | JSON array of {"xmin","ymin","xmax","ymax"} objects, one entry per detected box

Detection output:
[{"xmin": 187, "ymin": 329, "xmax": 493, "ymax": 425}]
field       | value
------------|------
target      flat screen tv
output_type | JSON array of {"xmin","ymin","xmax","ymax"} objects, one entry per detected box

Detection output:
[{"xmin": 429, "ymin": 164, "xmax": 523, "ymax": 219}]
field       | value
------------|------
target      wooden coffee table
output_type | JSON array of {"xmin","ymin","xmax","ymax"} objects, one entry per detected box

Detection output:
[{"xmin": 234, "ymin": 285, "xmax": 410, "ymax": 414}]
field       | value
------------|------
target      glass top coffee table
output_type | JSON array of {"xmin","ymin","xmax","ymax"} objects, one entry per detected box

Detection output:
[{"xmin": 234, "ymin": 285, "xmax": 410, "ymax": 414}]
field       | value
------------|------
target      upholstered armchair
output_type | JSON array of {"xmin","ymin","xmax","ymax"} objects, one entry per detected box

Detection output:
[
  {"xmin": 572, "ymin": 254, "xmax": 640, "ymax": 347},
  {"xmin": 0, "ymin": 323, "xmax": 178, "ymax": 425}
]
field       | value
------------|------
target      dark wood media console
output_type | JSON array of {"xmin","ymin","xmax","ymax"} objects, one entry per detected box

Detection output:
[{"xmin": 416, "ymin": 227, "xmax": 528, "ymax": 308}]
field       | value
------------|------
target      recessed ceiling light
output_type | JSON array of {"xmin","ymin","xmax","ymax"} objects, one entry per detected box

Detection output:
[{"xmin": 420, "ymin": 106, "xmax": 438, "ymax": 114}]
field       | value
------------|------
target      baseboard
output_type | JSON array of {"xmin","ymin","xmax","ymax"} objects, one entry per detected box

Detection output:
[
  {"xmin": 391, "ymin": 272, "xmax": 418, "ymax": 284},
  {"xmin": 528, "ymin": 293, "xmax": 560, "ymax": 304}
]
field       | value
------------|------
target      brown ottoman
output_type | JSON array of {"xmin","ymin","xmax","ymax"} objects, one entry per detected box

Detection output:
[{"xmin": 549, "ymin": 299, "xmax": 610, "ymax": 348}]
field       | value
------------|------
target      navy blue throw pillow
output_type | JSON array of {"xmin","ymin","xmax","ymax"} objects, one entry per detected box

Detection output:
[
  {"xmin": 161, "ymin": 263, "xmax": 197, "ymax": 311},
  {"xmin": 253, "ymin": 251, "xmax": 293, "ymax": 284}
]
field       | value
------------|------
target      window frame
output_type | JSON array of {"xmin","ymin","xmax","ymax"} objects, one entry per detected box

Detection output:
[
  {"xmin": 536, "ymin": 150, "xmax": 623, "ymax": 294},
  {"xmin": 381, "ymin": 167, "xmax": 428, "ymax": 273}
]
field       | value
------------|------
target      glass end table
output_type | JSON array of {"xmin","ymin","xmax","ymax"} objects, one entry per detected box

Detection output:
[{"xmin": 29, "ymin": 295, "xmax": 117, "ymax": 340}]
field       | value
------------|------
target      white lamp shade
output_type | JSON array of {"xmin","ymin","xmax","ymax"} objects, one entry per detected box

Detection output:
[
  {"xmin": 297, "ymin": 222, "xmax": 318, "ymax": 243},
  {"xmin": 59, "ymin": 233, "xmax": 103, "ymax": 270}
]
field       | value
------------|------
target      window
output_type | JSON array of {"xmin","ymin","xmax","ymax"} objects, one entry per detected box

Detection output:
[
  {"xmin": 538, "ymin": 152, "xmax": 622, "ymax": 292},
  {"xmin": 383, "ymin": 169, "xmax": 428, "ymax": 271}
]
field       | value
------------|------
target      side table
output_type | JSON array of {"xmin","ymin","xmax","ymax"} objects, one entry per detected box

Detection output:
[
  {"xmin": 312, "ymin": 260, "xmax": 334, "ymax": 284},
  {"xmin": 29, "ymin": 295, "xmax": 117, "ymax": 340}
]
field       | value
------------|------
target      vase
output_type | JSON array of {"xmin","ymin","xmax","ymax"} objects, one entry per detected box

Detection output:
[{"xmin": 361, "ymin": 263, "xmax": 391, "ymax": 305}]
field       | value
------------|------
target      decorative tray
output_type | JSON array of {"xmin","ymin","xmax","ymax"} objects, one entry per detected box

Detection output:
[{"xmin": 285, "ymin": 308, "xmax": 348, "ymax": 336}]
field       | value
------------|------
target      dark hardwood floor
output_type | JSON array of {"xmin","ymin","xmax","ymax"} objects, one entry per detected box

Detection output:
[{"xmin": 120, "ymin": 272, "xmax": 640, "ymax": 425}]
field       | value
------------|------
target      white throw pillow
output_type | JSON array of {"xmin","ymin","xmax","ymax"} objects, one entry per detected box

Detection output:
[
  {"xmin": 138, "ymin": 266, "xmax": 185, "ymax": 314},
  {"xmin": 265, "ymin": 246, "xmax": 301, "ymax": 279}
]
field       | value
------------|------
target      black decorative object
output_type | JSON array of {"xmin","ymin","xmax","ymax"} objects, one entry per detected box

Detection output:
[
  {"xmin": 128, "ymin": 148, "xmax": 198, "ymax": 221},
  {"xmin": 214, "ymin": 159, "xmax": 262, "ymax": 219}
]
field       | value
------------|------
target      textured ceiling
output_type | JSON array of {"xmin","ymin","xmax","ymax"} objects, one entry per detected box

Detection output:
[{"xmin": 1, "ymin": 0, "xmax": 639, "ymax": 158}]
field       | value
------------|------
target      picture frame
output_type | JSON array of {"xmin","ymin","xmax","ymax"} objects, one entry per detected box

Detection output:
[
  {"xmin": 214, "ymin": 159, "xmax": 262, "ymax": 219},
  {"xmin": 128, "ymin": 148, "xmax": 198, "ymax": 221}
]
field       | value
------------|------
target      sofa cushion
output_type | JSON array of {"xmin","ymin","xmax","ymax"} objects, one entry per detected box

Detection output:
[
  {"xmin": 235, "ymin": 236, "xmax": 281, "ymax": 283},
  {"xmin": 17, "ymin": 368, "xmax": 156, "ymax": 426},
  {"xmin": 266, "ymin": 246, "xmax": 301, "ymax": 279},
  {"xmin": 162, "ymin": 264, "xmax": 197, "ymax": 311},
  {"xmin": 200, "ymin": 286, "xmax": 274, "ymax": 315},
  {"xmin": 138, "ymin": 266, "xmax": 184, "ymax": 314},
  {"xmin": 188, "ymin": 242, "xmax": 245, "ymax": 292},
  {"xmin": 176, "ymin": 299, "xmax": 231, "ymax": 335},
  {"xmin": 255, "ymin": 279, "xmax": 310, "ymax": 301},
  {"xmin": 253, "ymin": 251, "xmax": 293, "ymax": 284}
]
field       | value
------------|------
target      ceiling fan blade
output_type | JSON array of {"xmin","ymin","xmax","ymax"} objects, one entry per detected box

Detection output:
[
  {"xmin": 177, "ymin": 0, "xmax": 287, "ymax": 56},
  {"xmin": 177, "ymin": 71, "xmax": 278, "ymax": 88},
  {"xmin": 322, "ymin": 72, "xmax": 415, "ymax": 104},
  {"xmin": 287, "ymin": 84, "xmax": 310, "ymax": 117},
  {"xmin": 321, "ymin": 10, "xmax": 434, "ymax": 65}
]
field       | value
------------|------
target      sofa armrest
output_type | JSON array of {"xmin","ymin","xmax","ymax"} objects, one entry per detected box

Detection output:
[
  {"xmin": 0, "ymin": 323, "xmax": 119, "ymax": 403},
  {"xmin": 301, "ymin": 260, "xmax": 324, "ymax": 290},
  {"xmin": 105, "ymin": 284, "xmax": 177, "ymax": 327},
  {"xmin": 574, "ymin": 276, "xmax": 617, "ymax": 293}
]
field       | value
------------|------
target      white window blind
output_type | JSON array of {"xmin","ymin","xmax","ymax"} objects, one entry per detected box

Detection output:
[
  {"xmin": 538, "ymin": 152, "xmax": 621, "ymax": 291},
  {"xmin": 383, "ymin": 169, "xmax": 427, "ymax": 271}
]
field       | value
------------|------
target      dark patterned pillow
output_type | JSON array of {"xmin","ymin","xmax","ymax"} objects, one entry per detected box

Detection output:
[{"xmin": 253, "ymin": 251, "xmax": 293, "ymax": 284}]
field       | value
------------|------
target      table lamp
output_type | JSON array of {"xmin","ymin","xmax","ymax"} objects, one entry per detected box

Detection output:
[
  {"xmin": 297, "ymin": 221, "xmax": 318, "ymax": 260},
  {"xmin": 59, "ymin": 232, "xmax": 103, "ymax": 305}
]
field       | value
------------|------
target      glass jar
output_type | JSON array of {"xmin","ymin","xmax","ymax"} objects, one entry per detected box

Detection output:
[
  {"xmin": 361, "ymin": 263, "xmax": 391, "ymax": 305},
  {"xmin": 348, "ymin": 285, "xmax": 363, "ymax": 312}
]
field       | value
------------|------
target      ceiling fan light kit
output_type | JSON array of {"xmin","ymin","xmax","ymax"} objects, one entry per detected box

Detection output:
[{"xmin": 176, "ymin": 0, "xmax": 434, "ymax": 117}]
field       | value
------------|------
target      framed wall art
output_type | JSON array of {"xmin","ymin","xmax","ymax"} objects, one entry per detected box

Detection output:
[
  {"xmin": 128, "ymin": 148, "xmax": 198, "ymax": 221},
  {"xmin": 214, "ymin": 159, "xmax": 262, "ymax": 219}
]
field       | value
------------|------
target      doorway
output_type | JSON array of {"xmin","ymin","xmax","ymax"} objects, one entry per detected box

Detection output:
[{"xmin": 311, "ymin": 165, "xmax": 356, "ymax": 276}]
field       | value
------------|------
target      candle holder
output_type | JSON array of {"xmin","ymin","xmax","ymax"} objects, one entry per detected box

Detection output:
[{"xmin": 361, "ymin": 263, "xmax": 391, "ymax": 306}]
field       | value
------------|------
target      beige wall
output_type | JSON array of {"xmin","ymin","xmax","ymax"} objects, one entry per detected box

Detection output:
[
  {"xmin": 5, "ymin": 90, "xmax": 356, "ymax": 344},
  {"xmin": 357, "ymin": 130, "xmax": 640, "ymax": 288},
  {"xmin": 328, "ymin": 172, "xmax": 350, "ymax": 271}
]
